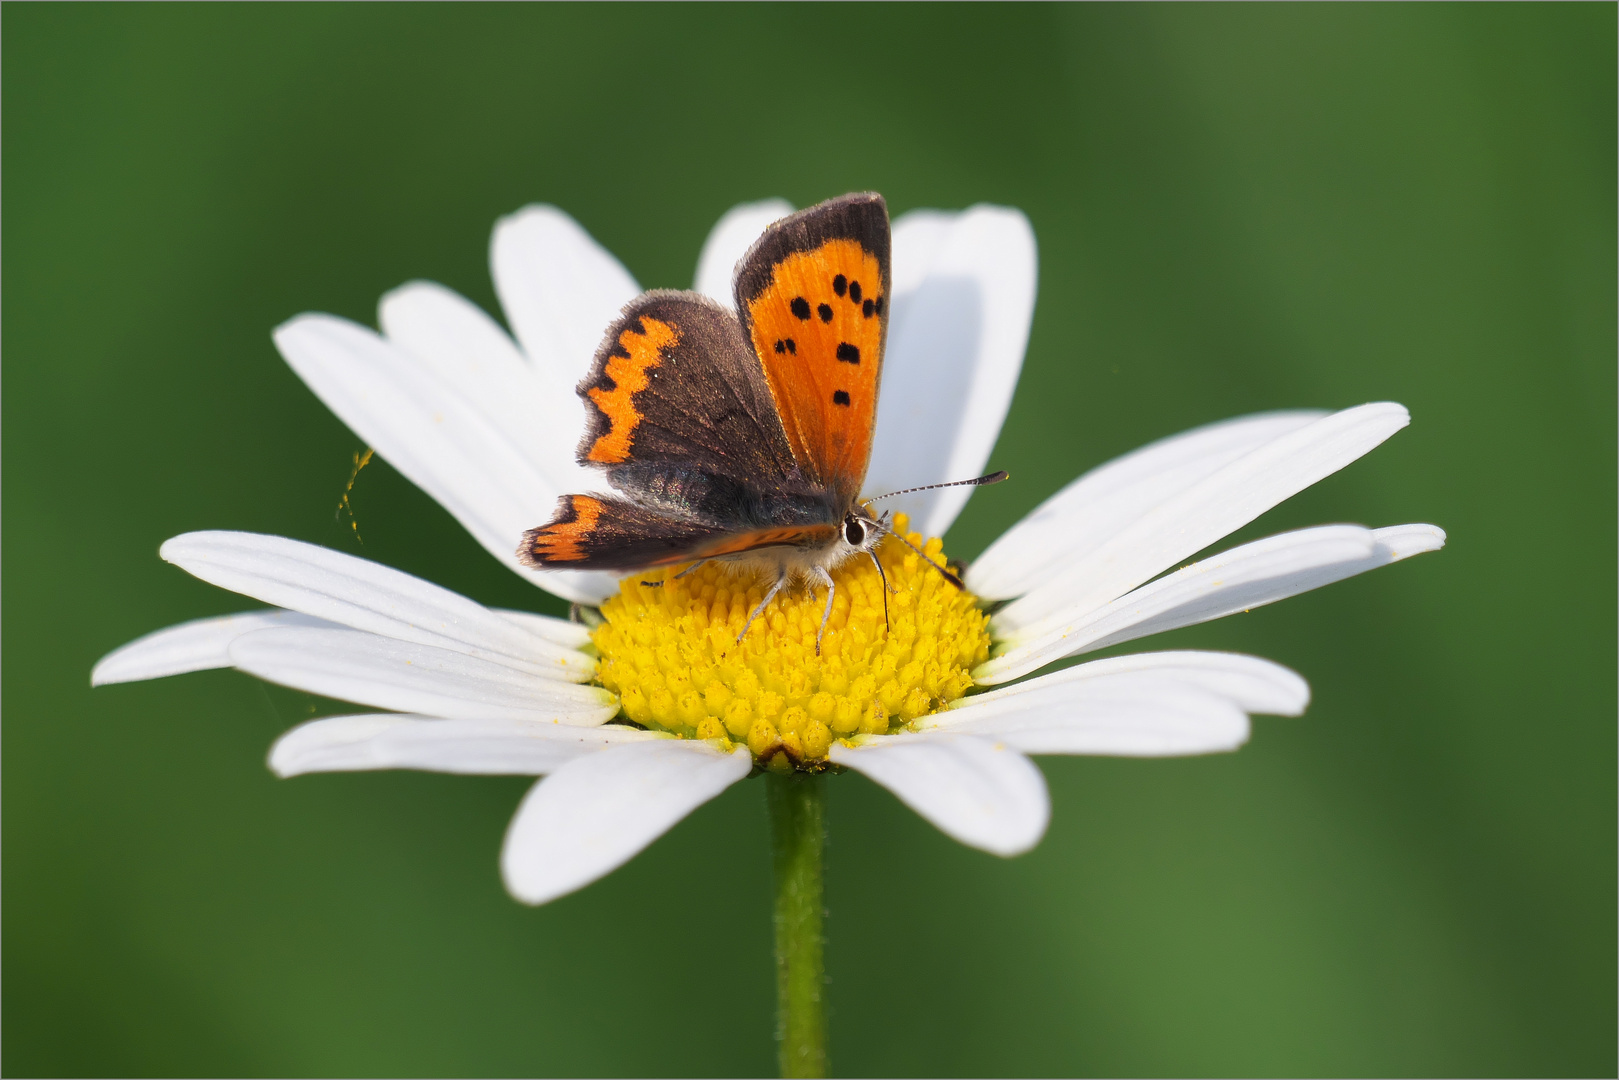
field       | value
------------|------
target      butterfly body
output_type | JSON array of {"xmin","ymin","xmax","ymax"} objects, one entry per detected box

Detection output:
[{"xmin": 520, "ymin": 194, "xmax": 895, "ymax": 624}]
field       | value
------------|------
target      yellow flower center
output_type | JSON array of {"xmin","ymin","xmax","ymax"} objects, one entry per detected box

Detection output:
[{"xmin": 591, "ymin": 514, "xmax": 991, "ymax": 770}]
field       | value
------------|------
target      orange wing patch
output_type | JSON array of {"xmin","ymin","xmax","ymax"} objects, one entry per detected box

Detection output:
[
  {"xmin": 693, "ymin": 523, "xmax": 840, "ymax": 559},
  {"xmin": 523, "ymin": 495, "xmax": 604, "ymax": 563},
  {"xmin": 585, "ymin": 317, "xmax": 678, "ymax": 464},
  {"xmin": 745, "ymin": 240, "xmax": 885, "ymax": 495}
]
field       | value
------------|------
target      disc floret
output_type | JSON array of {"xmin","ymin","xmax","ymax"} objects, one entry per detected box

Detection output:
[{"xmin": 592, "ymin": 515, "xmax": 991, "ymax": 769}]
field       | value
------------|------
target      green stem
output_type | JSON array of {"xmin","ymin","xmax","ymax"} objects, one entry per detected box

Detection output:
[{"xmin": 767, "ymin": 770, "xmax": 827, "ymax": 1079}]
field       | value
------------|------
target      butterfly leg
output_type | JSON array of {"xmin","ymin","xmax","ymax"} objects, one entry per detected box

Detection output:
[
  {"xmin": 812, "ymin": 565, "xmax": 836, "ymax": 656},
  {"xmin": 867, "ymin": 550, "xmax": 891, "ymax": 634},
  {"xmin": 640, "ymin": 559, "xmax": 710, "ymax": 588},
  {"xmin": 738, "ymin": 572, "xmax": 789, "ymax": 645}
]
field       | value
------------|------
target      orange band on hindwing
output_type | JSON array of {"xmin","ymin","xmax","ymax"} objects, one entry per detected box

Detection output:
[
  {"xmin": 586, "ymin": 317, "xmax": 679, "ymax": 464},
  {"xmin": 524, "ymin": 495, "xmax": 605, "ymax": 563}
]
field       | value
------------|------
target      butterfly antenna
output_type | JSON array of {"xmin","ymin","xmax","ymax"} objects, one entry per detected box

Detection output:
[{"xmin": 866, "ymin": 470, "xmax": 1008, "ymax": 504}]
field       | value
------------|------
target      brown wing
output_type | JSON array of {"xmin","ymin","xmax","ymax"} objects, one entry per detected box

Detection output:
[
  {"xmin": 734, "ymin": 193, "xmax": 890, "ymax": 511},
  {"xmin": 520, "ymin": 495, "xmax": 837, "ymax": 572}
]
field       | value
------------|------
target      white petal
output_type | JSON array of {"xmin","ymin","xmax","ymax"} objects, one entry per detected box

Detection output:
[
  {"xmin": 829, "ymin": 733, "xmax": 1048, "ymax": 856},
  {"xmin": 864, "ymin": 206, "xmax": 1038, "ymax": 538},
  {"xmin": 961, "ymin": 650, "xmax": 1310, "ymax": 718},
  {"xmin": 378, "ymin": 281, "xmax": 591, "ymax": 493},
  {"xmin": 161, "ymin": 531, "xmax": 593, "ymax": 681},
  {"xmin": 969, "ymin": 410, "xmax": 1327, "ymax": 600},
  {"xmin": 269, "ymin": 713, "xmax": 659, "ymax": 777},
  {"xmin": 492, "ymin": 608, "xmax": 594, "ymax": 650},
  {"xmin": 924, "ymin": 677, "xmax": 1251, "ymax": 758},
  {"xmin": 489, "ymin": 204, "xmax": 640, "ymax": 389},
  {"xmin": 273, "ymin": 314, "xmax": 616, "ymax": 605},
  {"xmin": 500, "ymin": 739, "xmax": 750, "ymax": 905},
  {"xmin": 91, "ymin": 609, "xmax": 335, "ymax": 686},
  {"xmin": 229, "ymin": 627, "xmax": 618, "ymax": 725},
  {"xmin": 980, "ymin": 523, "xmax": 1446, "ymax": 684},
  {"xmin": 693, "ymin": 199, "xmax": 794, "ymax": 304},
  {"xmin": 990, "ymin": 403, "xmax": 1412, "ymax": 630},
  {"xmin": 998, "ymin": 522, "xmax": 1373, "ymax": 647}
]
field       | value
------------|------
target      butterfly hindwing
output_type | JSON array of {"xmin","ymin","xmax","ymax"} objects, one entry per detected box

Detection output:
[
  {"xmin": 522, "ymin": 495, "xmax": 728, "ymax": 570},
  {"xmin": 520, "ymin": 495, "xmax": 837, "ymax": 571},
  {"xmin": 734, "ymin": 193, "xmax": 891, "ymax": 510}
]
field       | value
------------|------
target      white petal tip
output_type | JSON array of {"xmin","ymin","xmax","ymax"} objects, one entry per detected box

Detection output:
[
  {"xmin": 1281, "ymin": 681, "xmax": 1312, "ymax": 718},
  {"xmin": 270, "ymin": 314, "xmax": 306, "ymax": 339},
  {"xmin": 266, "ymin": 714, "xmax": 395, "ymax": 778},
  {"xmin": 376, "ymin": 279, "xmax": 447, "ymax": 323},
  {"xmin": 499, "ymin": 859, "xmax": 578, "ymax": 906},
  {"xmin": 155, "ymin": 534, "xmax": 187, "ymax": 562},
  {"xmin": 1375, "ymin": 523, "xmax": 1446, "ymax": 558},
  {"xmin": 88, "ymin": 652, "xmax": 150, "ymax": 687},
  {"xmin": 977, "ymin": 821, "xmax": 1048, "ymax": 858},
  {"xmin": 271, "ymin": 311, "xmax": 341, "ymax": 347},
  {"xmin": 157, "ymin": 529, "xmax": 229, "ymax": 567},
  {"xmin": 1361, "ymin": 400, "xmax": 1411, "ymax": 425},
  {"xmin": 495, "ymin": 202, "xmax": 564, "ymax": 227}
]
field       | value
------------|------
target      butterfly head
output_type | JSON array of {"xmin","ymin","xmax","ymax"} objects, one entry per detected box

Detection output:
[{"xmin": 840, "ymin": 506, "xmax": 883, "ymax": 555}]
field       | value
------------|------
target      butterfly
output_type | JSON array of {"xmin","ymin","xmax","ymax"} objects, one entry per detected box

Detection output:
[{"xmin": 519, "ymin": 193, "xmax": 1003, "ymax": 649}]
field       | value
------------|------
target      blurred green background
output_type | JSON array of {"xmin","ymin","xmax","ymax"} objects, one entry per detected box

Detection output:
[{"xmin": 5, "ymin": 4, "xmax": 1613, "ymax": 1076}]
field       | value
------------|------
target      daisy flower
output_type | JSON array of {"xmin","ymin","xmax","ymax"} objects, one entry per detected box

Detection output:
[{"xmin": 94, "ymin": 198, "xmax": 1442, "ymax": 1073}]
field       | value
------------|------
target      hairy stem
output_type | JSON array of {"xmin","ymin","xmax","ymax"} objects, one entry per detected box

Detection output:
[{"xmin": 767, "ymin": 771, "xmax": 827, "ymax": 1078}]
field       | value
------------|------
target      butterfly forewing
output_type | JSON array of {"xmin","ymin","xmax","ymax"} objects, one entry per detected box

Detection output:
[
  {"xmin": 735, "ymin": 193, "xmax": 891, "ymax": 510},
  {"xmin": 575, "ymin": 291, "xmax": 798, "ymax": 484}
]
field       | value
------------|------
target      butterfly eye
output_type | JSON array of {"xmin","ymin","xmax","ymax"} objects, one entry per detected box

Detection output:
[{"xmin": 844, "ymin": 519, "xmax": 865, "ymax": 546}]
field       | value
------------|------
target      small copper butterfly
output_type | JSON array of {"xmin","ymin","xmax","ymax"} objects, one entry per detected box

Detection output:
[{"xmin": 519, "ymin": 193, "xmax": 1003, "ymax": 648}]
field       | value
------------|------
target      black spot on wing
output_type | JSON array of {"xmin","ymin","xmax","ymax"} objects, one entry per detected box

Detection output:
[
  {"xmin": 862, "ymin": 298, "xmax": 874, "ymax": 318},
  {"xmin": 817, "ymin": 303, "xmax": 833, "ymax": 322},
  {"xmin": 774, "ymin": 340, "xmax": 786, "ymax": 354},
  {"xmin": 791, "ymin": 297, "xmax": 811, "ymax": 320},
  {"xmin": 873, "ymin": 295, "xmax": 884, "ymax": 315},
  {"xmin": 849, "ymin": 280, "xmax": 862, "ymax": 303},
  {"xmin": 836, "ymin": 343, "xmax": 860, "ymax": 364},
  {"xmin": 832, "ymin": 390, "xmax": 851, "ymax": 406},
  {"xmin": 786, "ymin": 338, "xmax": 796, "ymax": 354},
  {"xmin": 833, "ymin": 274, "xmax": 847, "ymax": 296}
]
